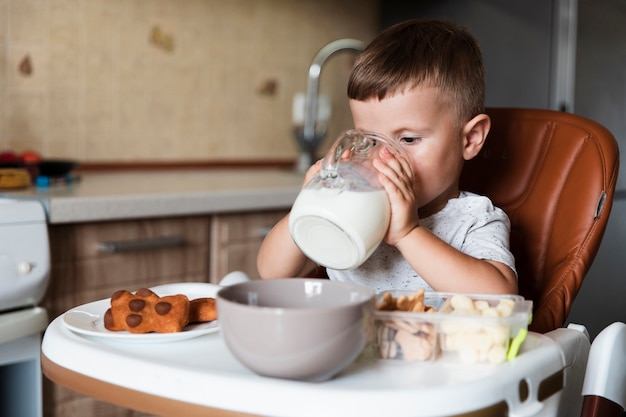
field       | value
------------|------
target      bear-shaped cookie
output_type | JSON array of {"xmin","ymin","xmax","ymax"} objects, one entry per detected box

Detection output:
[{"xmin": 104, "ymin": 288, "xmax": 190, "ymax": 333}]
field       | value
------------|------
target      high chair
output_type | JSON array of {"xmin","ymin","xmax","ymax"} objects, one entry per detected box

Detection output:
[
  {"xmin": 461, "ymin": 107, "xmax": 620, "ymax": 334},
  {"xmin": 580, "ymin": 321, "xmax": 626, "ymax": 417}
]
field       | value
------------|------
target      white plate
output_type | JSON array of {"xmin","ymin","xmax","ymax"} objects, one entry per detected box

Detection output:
[{"xmin": 62, "ymin": 282, "xmax": 221, "ymax": 343}]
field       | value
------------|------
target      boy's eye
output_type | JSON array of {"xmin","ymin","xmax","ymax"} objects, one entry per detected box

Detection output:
[{"xmin": 400, "ymin": 136, "xmax": 420, "ymax": 144}]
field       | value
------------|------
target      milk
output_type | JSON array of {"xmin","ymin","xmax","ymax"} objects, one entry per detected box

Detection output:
[{"xmin": 289, "ymin": 187, "xmax": 390, "ymax": 270}]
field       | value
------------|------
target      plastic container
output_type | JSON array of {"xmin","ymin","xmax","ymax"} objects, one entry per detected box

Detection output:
[{"xmin": 374, "ymin": 291, "xmax": 532, "ymax": 364}]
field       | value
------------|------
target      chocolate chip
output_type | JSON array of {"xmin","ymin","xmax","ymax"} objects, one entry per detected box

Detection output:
[
  {"xmin": 103, "ymin": 309, "xmax": 115, "ymax": 329},
  {"xmin": 126, "ymin": 314, "xmax": 143, "ymax": 327},
  {"xmin": 111, "ymin": 290, "xmax": 126, "ymax": 301},
  {"xmin": 129, "ymin": 299, "xmax": 146, "ymax": 312},
  {"xmin": 155, "ymin": 302, "xmax": 172, "ymax": 315},
  {"xmin": 136, "ymin": 288, "xmax": 153, "ymax": 297}
]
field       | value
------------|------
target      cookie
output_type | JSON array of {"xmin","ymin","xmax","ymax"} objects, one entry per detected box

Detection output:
[
  {"xmin": 104, "ymin": 288, "xmax": 190, "ymax": 333},
  {"xmin": 189, "ymin": 297, "xmax": 217, "ymax": 323}
]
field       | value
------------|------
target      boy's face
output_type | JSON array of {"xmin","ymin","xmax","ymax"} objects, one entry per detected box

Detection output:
[{"xmin": 349, "ymin": 85, "xmax": 469, "ymax": 216}]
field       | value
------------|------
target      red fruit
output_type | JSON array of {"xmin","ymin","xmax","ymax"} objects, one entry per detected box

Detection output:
[
  {"xmin": 20, "ymin": 150, "xmax": 42, "ymax": 163},
  {"xmin": 0, "ymin": 150, "xmax": 20, "ymax": 162}
]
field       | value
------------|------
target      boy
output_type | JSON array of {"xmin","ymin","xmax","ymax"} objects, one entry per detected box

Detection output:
[{"xmin": 257, "ymin": 19, "xmax": 517, "ymax": 295}]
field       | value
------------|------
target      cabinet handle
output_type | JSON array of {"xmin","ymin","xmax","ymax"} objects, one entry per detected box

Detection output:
[{"xmin": 97, "ymin": 236, "xmax": 185, "ymax": 253}]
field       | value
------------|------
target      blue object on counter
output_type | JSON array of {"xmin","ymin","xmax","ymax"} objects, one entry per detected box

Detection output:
[{"xmin": 35, "ymin": 175, "xmax": 80, "ymax": 188}]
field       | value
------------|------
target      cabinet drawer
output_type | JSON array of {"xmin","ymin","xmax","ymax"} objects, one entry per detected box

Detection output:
[
  {"xmin": 45, "ymin": 216, "xmax": 211, "ymax": 319},
  {"xmin": 210, "ymin": 211, "xmax": 286, "ymax": 244},
  {"xmin": 49, "ymin": 217, "xmax": 210, "ymax": 261},
  {"xmin": 210, "ymin": 210, "xmax": 287, "ymax": 282}
]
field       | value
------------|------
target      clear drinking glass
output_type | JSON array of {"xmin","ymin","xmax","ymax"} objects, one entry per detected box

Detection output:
[{"xmin": 289, "ymin": 129, "xmax": 407, "ymax": 270}]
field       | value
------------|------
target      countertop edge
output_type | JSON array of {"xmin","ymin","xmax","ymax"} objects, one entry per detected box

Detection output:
[
  {"xmin": 0, "ymin": 170, "xmax": 303, "ymax": 223},
  {"xmin": 45, "ymin": 187, "xmax": 299, "ymax": 224}
]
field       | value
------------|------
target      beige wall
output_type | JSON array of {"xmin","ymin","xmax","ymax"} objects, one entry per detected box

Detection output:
[{"xmin": 0, "ymin": 0, "xmax": 378, "ymax": 163}]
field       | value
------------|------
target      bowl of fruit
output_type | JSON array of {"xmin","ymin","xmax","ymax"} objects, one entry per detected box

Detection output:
[{"xmin": 0, "ymin": 150, "xmax": 77, "ymax": 179}]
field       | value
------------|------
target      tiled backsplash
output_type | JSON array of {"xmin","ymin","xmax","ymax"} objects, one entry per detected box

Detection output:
[{"xmin": 0, "ymin": 0, "xmax": 378, "ymax": 163}]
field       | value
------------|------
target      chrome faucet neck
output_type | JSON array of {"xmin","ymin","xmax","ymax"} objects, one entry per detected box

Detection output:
[{"xmin": 302, "ymin": 39, "xmax": 365, "ymax": 143}]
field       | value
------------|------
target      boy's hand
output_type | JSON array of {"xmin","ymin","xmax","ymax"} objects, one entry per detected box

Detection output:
[{"xmin": 373, "ymin": 147, "xmax": 419, "ymax": 246}]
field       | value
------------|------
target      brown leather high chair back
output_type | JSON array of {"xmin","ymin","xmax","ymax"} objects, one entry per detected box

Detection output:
[{"xmin": 460, "ymin": 108, "xmax": 619, "ymax": 333}]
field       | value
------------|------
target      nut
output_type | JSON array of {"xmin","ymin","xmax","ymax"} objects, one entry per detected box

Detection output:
[{"xmin": 375, "ymin": 290, "xmax": 438, "ymax": 362}]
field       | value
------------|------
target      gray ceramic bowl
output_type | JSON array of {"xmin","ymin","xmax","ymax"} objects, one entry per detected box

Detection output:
[{"xmin": 216, "ymin": 278, "xmax": 375, "ymax": 382}]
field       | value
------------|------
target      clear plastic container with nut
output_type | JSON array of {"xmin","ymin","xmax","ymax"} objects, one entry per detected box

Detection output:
[
  {"xmin": 437, "ymin": 293, "xmax": 532, "ymax": 364},
  {"xmin": 373, "ymin": 289, "xmax": 443, "ymax": 362},
  {"xmin": 373, "ymin": 291, "xmax": 533, "ymax": 364}
]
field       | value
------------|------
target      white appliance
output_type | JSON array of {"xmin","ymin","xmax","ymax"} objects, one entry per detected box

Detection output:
[{"xmin": 0, "ymin": 199, "xmax": 50, "ymax": 417}]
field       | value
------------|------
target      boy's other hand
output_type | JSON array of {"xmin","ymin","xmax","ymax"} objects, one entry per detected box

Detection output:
[{"xmin": 374, "ymin": 147, "xmax": 419, "ymax": 246}]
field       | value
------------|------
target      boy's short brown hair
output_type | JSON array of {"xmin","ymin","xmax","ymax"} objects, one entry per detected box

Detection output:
[{"xmin": 347, "ymin": 19, "xmax": 486, "ymax": 124}]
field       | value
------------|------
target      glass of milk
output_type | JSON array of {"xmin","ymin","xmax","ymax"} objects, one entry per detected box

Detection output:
[{"xmin": 289, "ymin": 130, "xmax": 407, "ymax": 270}]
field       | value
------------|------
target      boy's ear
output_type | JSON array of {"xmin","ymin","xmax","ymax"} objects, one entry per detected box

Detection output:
[{"xmin": 462, "ymin": 113, "xmax": 491, "ymax": 161}]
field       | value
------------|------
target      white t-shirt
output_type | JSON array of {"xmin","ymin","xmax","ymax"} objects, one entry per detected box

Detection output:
[{"xmin": 326, "ymin": 191, "xmax": 516, "ymax": 292}]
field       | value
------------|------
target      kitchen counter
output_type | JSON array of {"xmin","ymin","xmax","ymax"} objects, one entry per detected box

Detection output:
[{"xmin": 0, "ymin": 169, "xmax": 304, "ymax": 224}]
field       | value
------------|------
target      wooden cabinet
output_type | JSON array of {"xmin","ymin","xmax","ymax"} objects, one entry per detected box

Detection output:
[{"xmin": 210, "ymin": 210, "xmax": 288, "ymax": 282}]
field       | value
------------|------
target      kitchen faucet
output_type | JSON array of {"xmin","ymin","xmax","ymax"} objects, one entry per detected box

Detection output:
[{"xmin": 294, "ymin": 38, "xmax": 365, "ymax": 173}]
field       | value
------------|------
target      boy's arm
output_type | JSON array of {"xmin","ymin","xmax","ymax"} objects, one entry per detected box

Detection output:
[
  {"xmin": 257, "ymin": 160, "xmax": 323, "ymax": 279},
  {"xmin": 374, "ymin": 148, "xmax": 516, "ymax": 294},
  {"xmin": 395, "ymin": 227, "xmax": 518, "ymax": 294},
  {"xmin": 256, "ymin": 213, "xmax": 318, "ymax": 279}
]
